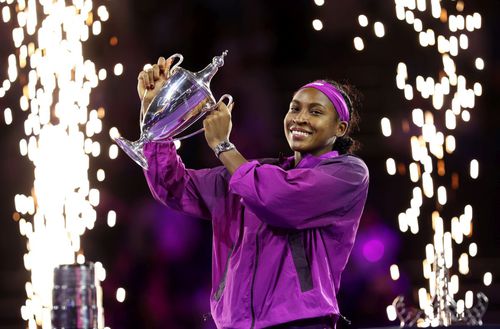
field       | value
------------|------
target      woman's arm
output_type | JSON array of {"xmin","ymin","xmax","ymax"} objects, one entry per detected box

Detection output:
[
  {"xmin": 228, "ymin": 157, "xmax": 369, "ymax": 229},
  {"xmin": 143, "ymin": 141, "xmax": 231, "ymax": 220},
  {"xmin": 136, "ymin": 57, "xmax": 233, "ymax": 219}
]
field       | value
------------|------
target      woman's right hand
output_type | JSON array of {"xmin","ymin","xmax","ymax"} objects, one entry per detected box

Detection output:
[{"xmin": 137, "ymin": 56, "xmax": 173, "ymax": 113}]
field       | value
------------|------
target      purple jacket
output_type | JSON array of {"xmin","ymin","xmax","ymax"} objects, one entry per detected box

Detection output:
[{"xmin": 143, "ymin": 142, "xmax": 369, "ymax": 329}]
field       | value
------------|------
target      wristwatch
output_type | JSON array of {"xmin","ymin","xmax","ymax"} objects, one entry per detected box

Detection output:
[{"xmin": 213, "ymin": 140, "xmax": 235, "ymax": 158}]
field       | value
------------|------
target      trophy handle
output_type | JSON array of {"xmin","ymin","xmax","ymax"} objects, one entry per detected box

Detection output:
[
  {"xmin": 212, "ymin": 94, "xmax": 234, "ymax": 111},
  {"xmin": 168, "ymin": 53, "xmax": 184, "ymax": 75},
  {"xmin": 139, "ymin": 89, "xmax": 148, "ymax": 132},
  {"xmin": 174, "ymin": 94, "xmax": 234, "ymax": 142},
  {"xmin": 139, "ymin": 54, "xmax": 185, "ymax": 132}
]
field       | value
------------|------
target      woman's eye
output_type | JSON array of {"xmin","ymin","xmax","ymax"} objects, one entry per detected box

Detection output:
[
  {"xmin": 289, "ymin": 107, "xmax": 299, "ymax": 112},
  {"xmin": 311, "ymin": 110, "xmax": 322, "ymax": 115}
]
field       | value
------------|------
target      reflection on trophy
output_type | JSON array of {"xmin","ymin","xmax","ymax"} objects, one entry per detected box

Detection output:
[{"xmin": 114, "ymin": 51, "xmax": 233, "ymax": 169}]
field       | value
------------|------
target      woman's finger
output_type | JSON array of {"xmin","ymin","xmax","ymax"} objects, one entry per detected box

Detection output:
[
  {"xmin": 146, "ymin": 69, "xmax": 154, "ymax": 89},
  {"xmin": 204, "ymin": 110, "xmax": 218, "ymax": 119},
  {"xmin": 140, "ymin": 71, "xmax": 150, "ymax": 90},
  {"xmin": 203, "ymin": 116, "xmax": 213, "ymax": 128},
  {"xmin": 216, "ymin": 101, "xmax": 233, "ymax": 116},
  {"xmin": 158, "ymin": 56, "xmax": 174, "ymax": 79},
  {"xmin": 157, "ymin": 57, "xmax": 166, "ymax": 69},
  {"xmin": 137, "ymin": 71, "xmax": 144, "ymax": 85},
  {"xmin": 152, "ymin": 64, "xmax": 160, "ymax": 81},
  {"xmin": 213, "ymin": 101, "xmax": 224, "ymax": 112},
  {"xmin": 165, "ymin": 57, "xmax": 173, "ymax": 78}
]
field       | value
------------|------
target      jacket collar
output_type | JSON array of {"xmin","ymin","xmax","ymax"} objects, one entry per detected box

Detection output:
[{"xmin": 282, "ymin": 150, "xmax": 340, "ymax": 169}]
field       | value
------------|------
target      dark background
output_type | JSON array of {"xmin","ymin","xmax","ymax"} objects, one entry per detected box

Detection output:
[{"xmin": 1, "ymin": 1, "xmax": 499, "ymax": 328}]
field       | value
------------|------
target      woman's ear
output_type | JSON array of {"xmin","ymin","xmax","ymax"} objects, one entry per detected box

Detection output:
[{"xmin": 337, "ymin": 121, "xmax": 348, "ymax": 137}]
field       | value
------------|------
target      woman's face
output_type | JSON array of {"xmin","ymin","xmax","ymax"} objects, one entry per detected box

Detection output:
[{"xmin": 284, "ymin": 88, "xmax": 347, "ymax": 157}]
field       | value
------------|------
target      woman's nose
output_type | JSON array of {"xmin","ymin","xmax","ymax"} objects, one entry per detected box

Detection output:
[{"xmin": 292, "ymin": 111, "xmax": 308, "ymax": 124}]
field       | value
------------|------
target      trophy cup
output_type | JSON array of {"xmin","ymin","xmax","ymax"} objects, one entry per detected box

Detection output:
[
  {"xmin": 52, "ymin": 263, "xmax": 104, "ymax": 329},
  {"xmin": 114, "ymin": 51, "xmax": 233, "ymax": 170}
]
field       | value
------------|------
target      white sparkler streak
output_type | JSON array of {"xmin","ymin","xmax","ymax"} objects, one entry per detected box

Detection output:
[
  {"xmin": 353, "ymin": 36, "xmax": 364, "ymax": 51},
  {"xmin": 312, "ymin": 19, "xmax": 323, "ymax": 31},
  {"xmin": 350, "ymin": 1, "xmax": 487, "ymax": 325},
  {"xmin": 2, "ymin": 1, "xmax": 117, "ymax": 327},
  {"xmin": 390, "ymin": 264, "xmax": 400, "ymax": 280},
  {"xmin": 386, "ymin": 158, "xmax": 396, "ymax": 175},
  {"xmin": 386, "ymin": 305, "xmax": 397, "ymax": 321}
]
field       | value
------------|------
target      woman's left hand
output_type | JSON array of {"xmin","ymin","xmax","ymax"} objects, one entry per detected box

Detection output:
[{"xmin": 203, "ymin": 101, "xmax": 235, "ymax": 149}]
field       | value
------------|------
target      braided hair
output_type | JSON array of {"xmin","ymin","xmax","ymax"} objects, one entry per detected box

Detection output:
[{"xmin": 323, "ymin": 80, "xmax": 362, "ymax": 154}]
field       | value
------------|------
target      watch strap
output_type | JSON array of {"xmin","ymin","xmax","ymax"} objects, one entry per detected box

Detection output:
[{"xmin": 214, "ymin": 140, "xmax": 235, "ymax": 158}]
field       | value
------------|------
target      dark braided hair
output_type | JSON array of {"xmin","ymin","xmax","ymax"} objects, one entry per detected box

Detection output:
[{"xmin": 323, "ymin": 79, "xmax": 362, "ymax": 155}]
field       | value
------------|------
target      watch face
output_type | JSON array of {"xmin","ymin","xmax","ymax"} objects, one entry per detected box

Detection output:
[{"xmin": 215, "ymin": 140, "xmax": 234, "ymax": 157}]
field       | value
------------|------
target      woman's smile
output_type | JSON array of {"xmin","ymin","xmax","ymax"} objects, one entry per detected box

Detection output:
[
  {"xmin": 284, "ymin": 88, "xmax": 347, "ymax": 159},
  {"xmin": 290, "ymin": 127, "xmax": 313, "ymax": 140}
]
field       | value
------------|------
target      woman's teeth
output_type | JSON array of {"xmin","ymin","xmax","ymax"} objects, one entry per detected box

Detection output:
[{"xmin": 291, "ymin": 130, "xmax": 311, "ymax": 137}]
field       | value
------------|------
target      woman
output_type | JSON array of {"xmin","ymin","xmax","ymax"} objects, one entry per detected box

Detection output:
[{"xmin": 137, "ymin": 57, "xmax": 369, "ymax": 329}]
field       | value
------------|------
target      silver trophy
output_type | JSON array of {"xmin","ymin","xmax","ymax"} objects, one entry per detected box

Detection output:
[
  {"xmin": 115, "ymin": 51, "xmax": 233, "ymax": 169},
  {"xmin": 52, "ymin": 263, "xmax": 104, "ymax": 329}
]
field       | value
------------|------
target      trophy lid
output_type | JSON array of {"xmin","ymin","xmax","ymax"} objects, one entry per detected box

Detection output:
[{"xmin": 195, "ymin": 50, "xmax": 228, "ymax": 89}]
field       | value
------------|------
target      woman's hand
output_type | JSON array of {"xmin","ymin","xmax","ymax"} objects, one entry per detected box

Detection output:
[
  {"xmin": 137, "ymin": 56, "xmax": 173, "ymax": 113},
  {"xmin": 204, "ymin": 101, "xmax": 247, "ymax": 174},
  {"xmin": 203, "ymin": 101, "xmax": 235, "ymax": 149}
]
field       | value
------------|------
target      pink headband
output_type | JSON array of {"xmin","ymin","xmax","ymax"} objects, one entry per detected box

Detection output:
[{"xmin": 300, "ymin": 80, "xmax": 350, "ymax": 122}]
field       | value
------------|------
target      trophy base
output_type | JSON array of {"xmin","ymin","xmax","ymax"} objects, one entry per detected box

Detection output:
[{"xmin": 114, "ymin": 137, "xmax": 149, "ymax": 170}]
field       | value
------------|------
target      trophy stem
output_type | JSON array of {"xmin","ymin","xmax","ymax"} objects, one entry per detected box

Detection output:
[{"xmin": 114, "ymin": 135, "xmax": 149, "ymax": 170}]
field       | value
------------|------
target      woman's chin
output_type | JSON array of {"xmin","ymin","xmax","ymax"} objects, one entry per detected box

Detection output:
[{"xmin": 290, "ymin": 145, "xmax": 310, "ymax": 154}]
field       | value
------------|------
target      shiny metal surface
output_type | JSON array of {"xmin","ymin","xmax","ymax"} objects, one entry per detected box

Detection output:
[
  {"xmin": 52, "ymin": 263, "xmax": 102, "ymax": 329},
  {"xmin": 143, "ymin": 68, "xmax": 213, "ymax": 141},
  {"xmin": 115, "ymin": 51, "xmax": 232, "ymax": 169}
]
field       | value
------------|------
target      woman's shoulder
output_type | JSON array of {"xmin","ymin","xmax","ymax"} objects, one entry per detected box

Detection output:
[
  {"xmin": 342, "ymin": 153, "xmax": 367, "ymax": 167},
  {"xmin": 320, "ymin": 153, "xmax": 369, "ymax": 177}
]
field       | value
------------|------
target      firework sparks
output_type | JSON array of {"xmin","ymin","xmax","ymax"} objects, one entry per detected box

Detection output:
[{"xmin": 1, "ymin": 0, "xmax": 119, "ymax": 327}]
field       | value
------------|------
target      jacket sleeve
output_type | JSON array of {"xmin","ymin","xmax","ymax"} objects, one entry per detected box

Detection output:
[
  {"xmin": 228, "ymin": 158, "xmax": 369, "ymax": 229},
  {"xmin": 143, "ymin": 141, "xmax": 230, "ymax": 220}
]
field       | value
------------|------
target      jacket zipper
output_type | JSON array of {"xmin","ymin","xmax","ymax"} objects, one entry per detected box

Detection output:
[
  {"xmin": 213, "ymin": 246, "xmax": 234, "ymax": 301},
  {"xmin": 250, "ymin": 223, "xmax": 264, "ymax": 329},
  {"xmin": 338, "ymin": 312, "xmax": 352, "ymax": 325}
]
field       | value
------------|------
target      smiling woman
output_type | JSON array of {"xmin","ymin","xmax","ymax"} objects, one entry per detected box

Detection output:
[
  {"xmin": 136, "ymin": 58, "xmax": 369, "ymax": 329},
  {"xmin": 286, "ymin": 87, "xmax": 345, "ymax": 159},
  {"xmin": 285, "ymin": 80, "xmax": 361, "ymax": 166}
]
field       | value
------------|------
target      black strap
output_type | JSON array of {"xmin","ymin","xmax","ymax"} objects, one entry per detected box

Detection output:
[
  {"xmin": 288, "ymin": 231, "xmax": 313, "ymax": 292},
  {"xmin": 267, "ymin": 316, "xmax": 335, "ymax": 328}
]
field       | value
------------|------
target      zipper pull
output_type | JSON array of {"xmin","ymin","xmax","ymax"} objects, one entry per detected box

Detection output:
[
  {"xmin": 202, "ymin": 313, "xmax": 212, "ymax": 322},
  {"xmin": 339, "ymin": 313, "xmax": 352, "ymax": 325}
]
